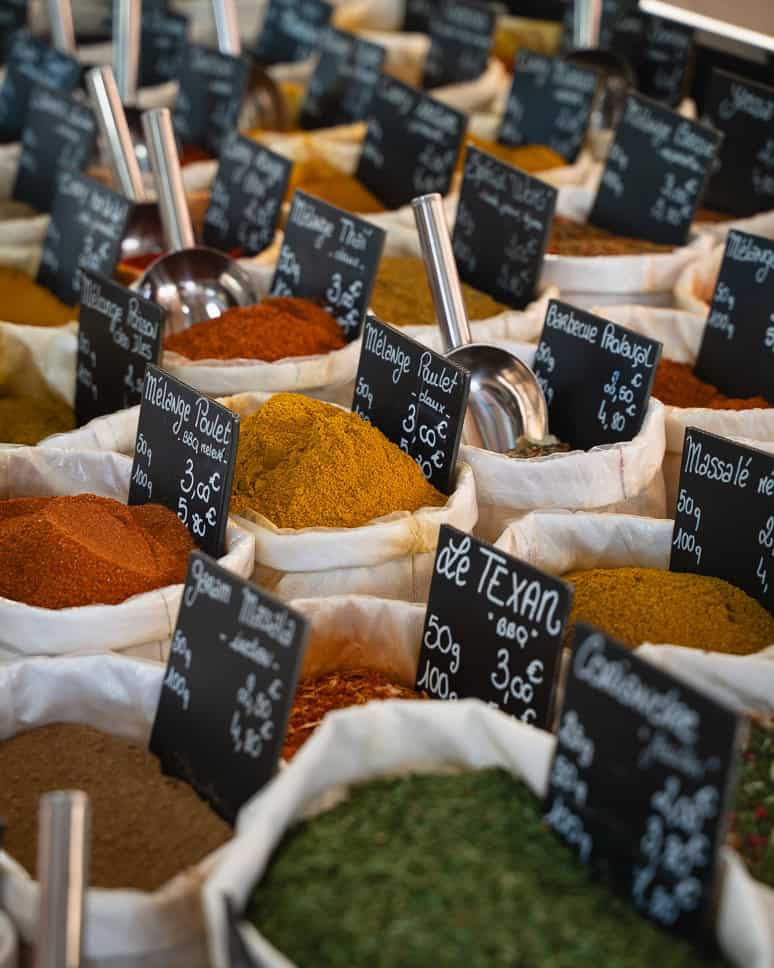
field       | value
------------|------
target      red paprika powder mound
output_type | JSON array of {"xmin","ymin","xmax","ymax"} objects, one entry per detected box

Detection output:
[
  {"xmin": 0, "ymin": 494, "xmax": 194, "ymax": 608},
  {"xmin": 164, "ymin": 296, "xmax": 347, "ymax": 362},
  {"xmin": 283, "ymin": 668, "xmax": 426, "ymax": 759},
  {"xmin": 653, "ymin": 359, "xmax": 771, "ymax": 410}
]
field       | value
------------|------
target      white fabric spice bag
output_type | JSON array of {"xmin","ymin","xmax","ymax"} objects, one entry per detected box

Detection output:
[
  {"xmin": 0, "ymin": 913, "xmax": 16, "ymax": 968},
  {"xmin": 592, "ymin": 303, "xmax": 774, "ymax": 511},
  {"xmin": 693, "ymin": 208, "xmax": 774, "ymax": 246},
  {"xmin": 673, "ymin": 241, "xmax": 722, "ymax": 316},
  {"xmin": 0, "ymin": 653, "xmax": 221, "ymax": 968},
  {"xmin": 203, "ymin": 698, "xmax": 773, "ymax": 968},
  {"xmin": 403, "ymin": 334, "xmax": 667, "ymax": 540},
  {"xmin": 0, "ymin": 321, "xmax": 77, "ymax": 418},
  {"xmin": 0, "ymin": 447, "xmax": 255, "ymax": 662},
  {"xmin": 542, "ymin": 185, "xmax": 715, "ymax": 308}
]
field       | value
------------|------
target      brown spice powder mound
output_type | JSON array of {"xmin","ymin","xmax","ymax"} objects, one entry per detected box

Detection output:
[
  {"xmin": 652, "ymin": 359, "xmax": 771, "ymax": 410},
  {"xmin": 0, "ymin": 723, "xmax": 231, "ymax": 891},
  {"xmin": 0, "ymin": 494, "xmax": 194, "ymax": 608},
  {"xmin": 283, "ymin": 668, "xmax": 425, "ymax": 759},
  {"xmin": 546, "ymin": 217, "xmax": 674, "ymax": 257}
]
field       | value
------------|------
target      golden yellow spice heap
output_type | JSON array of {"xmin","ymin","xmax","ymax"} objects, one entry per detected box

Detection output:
[
  {"xmin": 458, "ymin": 135, "xmax": 566, "ymax": 173},
  {"xmin": 0, "ymin": 395, "xmax": 74, "ymax": 444},
  {"xmin": 371, "ymin": 256, "xmax": 506, "ymax": 327},
  {"xmin": 0, "ymin": 266, "xmax": 76, "ymax": 326},
  {"xmin": 566, "ymin": 567, "xmax": 774, "ymax": 654},
  {"xmin": 231, "ymin": 394, "xmax": 445, "ymax": 529}
]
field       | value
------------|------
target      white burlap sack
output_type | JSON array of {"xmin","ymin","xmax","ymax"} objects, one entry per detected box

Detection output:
[
  {"xmin": 544, "ymin": 185, "xmax": 715, "ymax": 308},
  {"xmin": 593, "ymin": 303, "xmax": 774, "ymax": 511},
  {"xmin": 0, "ymin": 321, "xmax": 77, "ymax": 416},
  {"xmin": 0, "ymin": 653, "xmax": 221, "ymax": 968},
  {"xmin": 694, "ymin": 208, "xmax": 774, "ymax": 246},
  {"xmin": 204, "ymin": 697, "xmax": 773, "ymax": 968},
  {"xmin": 0, "ymin": 447, "xmax": 255, "ymax": 662},
  {"xmin": 673, "ymin": 242, "xmax": 722, "ymax": 316},
  {"xmin": 0, "ymin": 913, "xmax": 16, "ymax": 968}
]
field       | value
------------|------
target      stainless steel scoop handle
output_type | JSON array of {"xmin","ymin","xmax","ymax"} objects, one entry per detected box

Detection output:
[
  {"xmin": 86, "ymin": 66, "xmax": 146, "ymax": 202},
  {"xmin": 35, "ymin": 791, "xmax": 91, "ymax": 968},
  {"xmin": 47, "ymin": 0, "xmax": 76, "ymax": 54},
  {"xmin": 213, "ymin": 0, "xmax": 241, "ymax": 56},
  {"xmin": 411, "ymin": 193, "xmax": 471, "ymax": 353},
  {"xmin": 573, "ymin": 0, "xmax": 602, "ymax": 48},
  {"xmin": 142, "ymin": 107, "xmax": 195, "ymax": 252},
  {"xmin": 114, "ymin": 0, "xmax": 141, "ymax": 106}
]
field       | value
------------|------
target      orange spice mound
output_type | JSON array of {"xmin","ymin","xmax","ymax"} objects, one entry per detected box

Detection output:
[
  {"xmin": 283, "ymin": 668, "xmax": 425, "ymax": 759},
  {"xmin": 0, "ymin": 494, "xmax": 194, "ymax": 608},
  {"xmin": 653, "ymin": 359, "xmax": 771, "ymax": 410},
  {"xmin": 165, "ymin": 297, "xmax": 346, "ymax": 362},
  {"xmin": 546, "ymin": 216, "xmax": 674, "ymax": 256}
]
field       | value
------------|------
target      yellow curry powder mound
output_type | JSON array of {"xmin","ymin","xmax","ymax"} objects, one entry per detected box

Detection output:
[
  {"xmin": 231, "ymin": 393, "xmax": 445, "ymax": 530},
  {"xmin": 0, "ymin": 266, "xmax": 76, "ymax": 326},
  {"xmin": 458, "ymin": 136, "xmax": 566, "ymax": 173},
  {"xmin": 566, "ymin": 567, "xmax": 774, "ymax": 654},
  {"xmin": 371, "ymin": 256, "xmax": 507, "ymax": 327},
  {"xmin": 0, "ymin": 395, "xmax": 74, "ymax": 444}
]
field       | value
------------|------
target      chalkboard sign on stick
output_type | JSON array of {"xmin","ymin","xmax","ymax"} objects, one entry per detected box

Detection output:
[
  {"xmin": 401, "ymin": 0, "xmax": 432, "ymax": 32},
  {"xmin": 693, "ymin": 230, "xmax": 774, "ymax": 402},
  {"xmin": 0, "ymin": 0, "xmax": 26, "ymax": 63},
  {"xmin": 703, "ymin": 70, "xmax": 774, "ymax": 219},
  {"xmin": 611, "ymin": 12, "xmax": 693, "ymax": 107},
  {"xmin": 150, "ymin": 551, "xmax": 308, "ymax": 824},
  {"xmin": 417, "ymin": 524, "xmax": 572, "ymax": 727},
  {"xmin": 589, "ymin": 93, "xmax": 722, "ymax": 247},
  {"xmin": 270, "ymin": 190, "xmax": 385, "ymax": 341},
  {"xmin": 0, "ymin": 32, "xmax": 81, "ymax": 142},
  {"xmin": 139, "ymin": 8, "xmax": 188, "ymax": 88},
  {"xmin": 531, "ymin": 300, "xmax": 662, "ymax": 451},
  {"xmin": 352, "ymin": 316, "xmax": 469, "ymax": 494},
  {"xmin": 253, "ymin": 0, "xmax": 332, "ymax": 66},
  {"xmin": 128, "ymin": 366, "xmax": 239, "ymax": 559},
  {"xmin": 421, "ymin": 0, "xmax": 494, "ymax": 91},
  {"xmin": 36, "ymin": 171, "xmax": 133, "ymax": 305},
  {"xmin": 452, "ymin": 145, "xmax": 556, "ymax": 310},
  {"xmin": 497, "ymin": 51, "xmax": 598, "ymax": 164},
  {"xmin": 670, "ymin": 428, "xmax": 774, "ymax": 615},
  {"xmin": 13, "ymin": 86, "xmax": 97, "ymax": 213},
  {"xmin": 203, "ymin": 134, "xmax": 291, "ymax": 256},
  {"xmin": 356, "ymin": 75, "xmax": 467, "ymax": 210},
  {"xmin": 75, "ymin": 269, "xmax": 165, "ymax": 426},
  {"xmin": 546, "ymin": 623, "xmax": 742, "ymax": 943},
  {"xmin": 172, "ymin": 45, "xmax": 249, "ymax": 156},
  {"xmin": 299, "ymin": 27, "xmax": 385, "ymax": 130}
]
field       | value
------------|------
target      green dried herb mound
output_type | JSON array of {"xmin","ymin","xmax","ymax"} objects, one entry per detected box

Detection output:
[
  {"xmin": 249, "ymin": 769, "xmax": 729, "ymax": 967},
  {"xmin": 731, "ymin": 719, "xmax": 774, "ymax": 888}
]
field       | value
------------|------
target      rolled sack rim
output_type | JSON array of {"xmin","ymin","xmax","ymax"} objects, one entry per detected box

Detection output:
[{"xmin": 233, "ymin": 461, "xmax": 478, "ymax": 571}]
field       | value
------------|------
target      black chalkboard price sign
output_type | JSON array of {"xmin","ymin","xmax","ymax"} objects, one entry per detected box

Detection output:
[
  {"xmin": 402, "ymin": 0, "xmax": 433, "ymax": 32},
  {"xmin": 172, "ymin": 45, "xmax": 249, "ymax": 156},
  {"xmin": 452, "ymin": 145, "xmax": 556, "ymax": 310},
  {"xmin": 270, "ymin": 190, "xmax": 385, "ymax": 341},
  {"xmin": 128, "ymin": 366, "xmax": 239, "ymax": 559},
  {"xmin": 703, "ymin": 70, "xmax": 774, "ymax": 219},
  {"xmin": 421, "ymin": 0, "xmax": 494, "ymax": 91},
  {"xmin": 253, "ymin": 0, "xmax": 332, "ymax": 66},
  {"xmin": 531, "ymin": 300, "xmax": 662, "ymax": 451},
  {"xmin": 498, "ymin": 52, "xmax": 598, "ymax": 164},
  {"xmin": 36, "ymin": 171, "xmax": 133, "ymax": 305},
  {"xmin": 139, "ymin": 7, "xmax": 189, "ymax": 88},
  {"xmin": 352, "ymin": 316, "xmax": 469, "ymax": 494},
  {"xmin": 75, "ymin": 269, "xmax": 165, "ymax": 426},
  {"xmin": 203, "ymin": 134, "xmax": 291, "ymax": 256},
  {"xmin": 670, "ymin": 428, "xmax": 774, "ymax": 615},
  {"xmin": 13, "ymin": 86, "xmax": 97, "ymax": 213},
  {"xmin": 417, "ymin": 524, "xmax": 572, "ymax": 727},
  {"xmin": 356, "ymin": 75, "xmax": 467, "ymax": 210},
  {"xmin": 589, "ymin": 93, "xmax": 722, "ymax": 247},
  {"xmin": 611, "ymin": 12, "xmax": 693, "ymax": 107},
  {"xmin": 545, "ymin": 623, "xmax": 742, "ymax": 943},
  {"xmin": 150, "ymin": 551, "xmax": 308, "ymax": 824},
  {"xmin": 299, "ymin": 27, "xmax": 385, "ymax": 130},
  {"xmin": 693, "ymin": 230, "xmax": 774, "ymax": 401},
  {"xmin": 0, "ymin": 32, "xmax": 81, "ymax": 142}
]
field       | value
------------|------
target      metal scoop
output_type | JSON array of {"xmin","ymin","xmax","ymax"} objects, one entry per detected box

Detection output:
[
  {"xmin": 86, "ymin": 65, "xmax": 164, "ymax": 262},
  {"xmin": 412, "ymin": 193, "xmax": 548, "ymax": 453},
  {"xmin": 35, "ymin": 790, "xmax": 90, "ymax": 968},
  {"xmin": 213, "ymin": 0, "xmax": 287, "ymax": 132},
  {"xmin": 113, "ymin": 0, "xmax": 151, "ymax": 171},
  {"xmin": 138, "ymin": 106, "xmax": 256, "ymax": 333}
]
